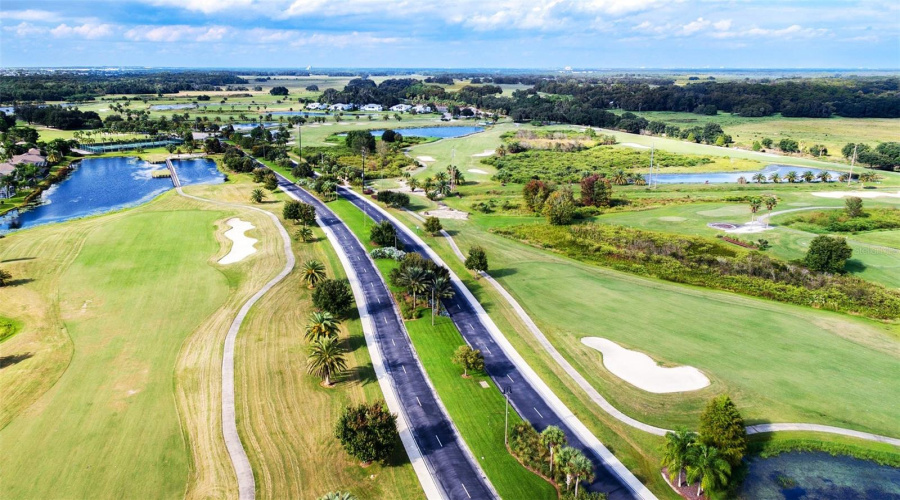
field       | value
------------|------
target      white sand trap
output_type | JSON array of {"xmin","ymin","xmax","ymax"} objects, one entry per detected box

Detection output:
[
  {"xmin": 417, "ymin": 155, "xmax": 436, "ymax": 162},
  {"xmin": 812, "ymin": 190, "xmax": 900, "ymax": 199},
  {"xmin": 658, "ymin": 216, "xmax": 687, "ymax": 222},
  {"xmin": 726, "ymin": 221, "xmax": 774, "ymax": 234},
  {"xmin": 581, "ymin": 337, "xmax": 709, "ymax": 393},
  {"xmin": 218, "ymin": 218, "xmax": 257, "ymax": 265},
  {"xmin": 468, "ymin": 168, "xmax": 488, "ymax": 174},
  {"xmin": 471, "ymin": 149, "xmax": 495, "ymax": 157},
  {"xmin": 422, "ymin": 207, "xmax": 469, "ymax": 220},
  {"xmin": 621, "ymin": 142, "xmax": 650, "ymax": 150}
]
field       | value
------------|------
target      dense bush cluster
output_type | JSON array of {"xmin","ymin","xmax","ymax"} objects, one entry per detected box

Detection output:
[
  {"xmin": 495, "ymin": 223, "xmax": 900, "ymax": 320},
  {"xmin": 784, "ymin": 208, "xmax": 900, "ymax": 233},
  {"xmin": 0, "ymin": 71, "xmax": 247, "ymax": 101},
  {"xmin": 374, "ymin": 190, "xmax": 410, "ymax": 207},
  {"xmin": 15, "ymin": 105, "xmax": 102, "ymax": 130},
  {"xmin": 370, "ymin": 247, "xmax": 406, "ymax": 261},
  {"xmin": 334, "ymin": 402, "xmax": 398, "ymax": 464}
]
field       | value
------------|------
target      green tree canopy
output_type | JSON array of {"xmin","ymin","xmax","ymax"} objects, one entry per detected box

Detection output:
[
  {"xmin": 452, "ymin": 345, "xmax": 485, "ymax": 377},
  {"xmin": 805, "ymin": 235, "xmax": 853, "ymax": 274},
  {"xmin": 312, "ymin": 279, "xmax": 354, "ymax": 316},
  {"xmin": 334, "ymin": 402, "xmax": 398, "ymax": 464},
  {"xmin": 543, "ymin": 187, "xmax": 576, "ymax": 225},
  {"xmin": 345, "ymin": 130, "xmax": 375, "ymax": 154},
  {"xmin": 698, "ymin": 395, "xmax": 747, "ymax": 467},
  {"xmin": 464, "ymin": 246, "xmax": 489, "ymax": 273}
]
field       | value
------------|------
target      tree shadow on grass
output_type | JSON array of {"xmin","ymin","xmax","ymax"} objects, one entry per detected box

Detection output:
[
  {"xmin": 4, "ymin": 278, "xmax": 34, "ymax": 287},
  {"xmin": 845, "ymin": 259, "xmax": 867, "ymax": 273},
  {"xmin": 0, "ymin": 352, "xmax": 33, "ymax": 369},
  {"xmin": 489, "ymin": 268, "xmax": 517, "ymax": 278},
  {"xmin": 0, "ymin": 257, "xmax": 35, "ymax": 264},
  {"xmin": 338, "ymin": 363, "xmax": 377, "ymax": 387}
]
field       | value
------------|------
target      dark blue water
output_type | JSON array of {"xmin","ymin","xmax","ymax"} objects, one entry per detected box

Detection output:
[
  {"xmin": 651, "ymin": 164, "xmax": 844, "ymax": 184},
  {"xmin": 338, "ymin": 126, "xmax": 484, "ymax": 139},
  {"xmin": 230, "ymin": 122, "xmax": 280, "ymax": 131},
  {"xmin": 271, "ymin": 111, "xmax": 329, "ymax": 116},
  {"xmin": 0, "ymin": 157, "xmax": 223, "ymax": 233},
  {"xmin": 740, "ymin": 452, "xmax": 900, "ymax": 500}
]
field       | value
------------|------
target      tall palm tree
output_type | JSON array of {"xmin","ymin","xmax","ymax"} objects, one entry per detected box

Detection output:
[
  {"xmin": 662, "ymin": 428, "xmax": 697, "ymax": 487},
  {"xmin": 423, "ymin": 177, "xmax": 435, "ymax": 192},
  {"xmin": 403, "ymin": 266, "xmax": 428, "ymax": 306},
  {"xmin": 764, "ymin": 195, "xmax": 778, "ymax": 227},
  {"xmin": 749, "ymin": 197, "xmax": 762, "ymax": 222},
  {"xmin": 751, "ymin": 172, "xmax": 766, "ymax": 184},
  {"xmin": 570, "ymin": 453, "xmax": 594, "ymax": 498},
  {"xmin": 434, "ymin": 171, "xmax": 448, "ymax": 182},
  {"xmin": 817, "ymin": 171, "xmax": 832, "ymax": 183},
  {"xmin": 554, "ymin": 446, "xmax": 578, "ymax": 490},
  {"xmin": 768, "ymin": 172, "xmax": 781, "ymax": 183},
  {"xmin": 435, "ymin": 179, "xmax": 452, "ymax": 197},
  {"xmin": 540, "ymin": 426, "xmax": 567, "ymax": 474},
  {"xmin": 302, "ymin": 260, "xmax": 327, "ymax": 288},
  {"xmin": 305, "ymin": 311, "xmax": 341, "ymax": 342},
  {"xmin": 429, "ymin": 275, "xmax": 455, "ymax": 318},
  {"xmin": 408, "ymin": 177, "xmax": 420, "ymax": 192},
  {"xmin": 802, "ymin": 170, "xmax": 816, "ymax": 183},
  {"xmin": 686, "ymin": 444, "xmax": 731, "ymax": 497},
  {"xmin": 785, "ymin": 171, "xmax": 798, "ymax": 183},
  {"xmin": 307, "ymin": 336, "xmax": 347, "ymax": 387}
]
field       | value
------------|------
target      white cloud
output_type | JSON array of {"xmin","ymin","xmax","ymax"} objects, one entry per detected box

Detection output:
[
  {"xmin": 0, "ymin": 9, "xmax": 64, "ymax": 23},
  {"xmin": 711, "ymin": 24, "xmax": 829, "ymax": 39},
  {"xmin": 148, "ymin": 0, "xmax": 256, "ymax": 14},
  {"xmin": 713, "ymin": 19, "xmax": 732, "ymax": 31},
  {"xmin": 681, "ymin": 17, "xmax": 709, "ymax": 35},
  {"xmin": 125, "ymin": 25, "xmax": 233, "ymax": 42},
  {"xmin": 3, "ymin": 22, "xmax": 46, "ymax": 37},
  {"xmin": 51, "ymin": 23, "xmax": 116, "ymax": 39}
]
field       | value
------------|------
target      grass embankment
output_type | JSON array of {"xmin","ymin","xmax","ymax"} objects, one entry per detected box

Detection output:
[
  {"xmin": 182, "ymin": 174, "xmax": 423, "ymax": 500},
  {"xmin": 324, "ymin": 196, "xmax": 557, "ymax": 499},
  {"xmin": 782, "ymin": 208, "xmax": 900, "ymax": 233},
  {"xmin": 748, "ymin": 432, "xmax": 900, "ymax": 467},
  {"xmin": 0, "ymin": 193, "xmax": 234, "ymax": 499}
]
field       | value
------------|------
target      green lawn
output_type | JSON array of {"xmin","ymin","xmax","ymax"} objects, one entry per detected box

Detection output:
[
  {"xmin": 405, "ymin": 318, "xmax": 556, "ymax": 500},
  {"xmin": 0, "ymin": 207, "xmax": 230, "ymax": 499},
  {"xmin": 442, "ymin": 217, "xmax": 900, "ymax": 437}
]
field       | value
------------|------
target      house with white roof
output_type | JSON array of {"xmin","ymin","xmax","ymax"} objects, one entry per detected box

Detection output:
[
  {"xmin": 329, "ymin": 103, "xmax": 354, "ymax": 111},
  {"xmin": 413, "ymin": 104, "xmax": 432, "ymax": 113},
  {"xmin": 361, "ymin": 104, "xmax": 383, "ymax": 112},
  {"xmin": 306, "ymin": 102, "xmax": 323, "ymax": 110},
  {"xmin": 390, "ymin": 104, "xmax": 412, "ymax": 112}
]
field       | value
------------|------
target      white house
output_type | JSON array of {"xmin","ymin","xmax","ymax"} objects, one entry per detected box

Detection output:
[
  {"xmin": 361, "ymin": 103, "xmax": 383, "ymax": 112},
  {"xmin": 306, "ymin": 102, "xmax": 323, "ymax": 110},
  {"xmin": 413, "ymin": 104, "xmax": 432, "ymax": 113},
  {"xmin": 390, "ymin": 104, "xmax": 412, "ymax": 112},
  {"xmin": 329, "ymin": 103, "xmax": 354, "ymax": 111}
]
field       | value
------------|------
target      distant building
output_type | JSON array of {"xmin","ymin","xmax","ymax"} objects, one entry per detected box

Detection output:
[
  {"xmin": 413, "ymin": 104, "xmax": 432, "ymax": 113},
  {"xmin": 0, "ymin": 148, "xmax": 47, "ymax": 198},
  {"xmin": 329, "ymin": 103, "xmax": 354, "ymax": 111},
  {"xmin": 436, "ymin": 105, "xmax": 449, "ymax": 113},
  {"xmin": 361, "ymin": 104, "xmax": 383, "ymax": 112},
  {"xmin": 306, "ymin": 102, "xmax": 324, "ymax": 110},
  {"xmin": 0, "ymin": 163, "xmax": 15, "ymax": 198},
  {"xmin": 390, "ymin": 104, "xmax": 412, "ymax": 112}
]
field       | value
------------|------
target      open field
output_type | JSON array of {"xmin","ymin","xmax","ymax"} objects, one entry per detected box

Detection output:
[
  {"xmin": 615, "ymin": 110, "xmax": 900, "ymax": 156},
  {"xmin": 0, "ymin": 193, "xmax": 234, "ymax": 499}
]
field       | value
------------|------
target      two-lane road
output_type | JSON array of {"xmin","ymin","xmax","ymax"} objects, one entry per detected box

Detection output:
[{"xmin": 276, "ymin": 176, "xmax": 496, "ymax": 500}]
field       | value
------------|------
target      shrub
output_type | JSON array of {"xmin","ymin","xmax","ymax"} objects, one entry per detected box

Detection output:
[
  {"xmin": 283, "ymin": 200, "xmax": 303, "ymax": 222},
  {"xmin": 292, "ymin": 162, "xmax": 314, "ymax": 178},
  {"xmin": 334, "ymin": 402, "xmax": 398, "ymax": 464},
  {"xmin": 522, "ymin": 179, "xmax": 555, "ymax": 212},
  {"xmin": 370, "ymin": 246, "xmax": 406, "ymax": 261},
  {"xmin": 805, "ymin": 235, "xmax": 853, "ymax": 273},
  {"xmin": 264, "ymin": 173, "xmax": 278, "ymax": 191},
  {"xmin": 312, "ymin": 279, "xmax": 354, "ymax": 316},
  {"xmin": 423, "ymin": 216, "xmax": 442, "ymax": 235},
  {"xmin": 699, "ymin": 395, "xmax": 747, "ymax": 467},
  {"xmin": 375, "ymin": 190, "xmax": 410, "ymax": 207},
  {"xmin": 543, "ymin": 187, "xmax": 576, "ymax": 225},
  {"xmin": 370, "ymin": 220, "xmax": 400, "ymax": 248},
  {"xmin": 581, "ymin": 174, "xmax": 611, "ymax": 207},
  {"xmin": 464, "ymin": 246, "xmax": 489, "ymax": 273},
  {"xmin": 452, "ymin": 345, "xmax": 484, "ymax": 376},
  {"xmin": 0, "ymin": 268, "xmax": 11, "ymax": 287},
  {"xmin": 845, "ymin": 197, "xmax": 864, "ymax": 218}
]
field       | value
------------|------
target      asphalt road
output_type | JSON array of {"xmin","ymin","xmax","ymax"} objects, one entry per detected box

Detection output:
[
  {"xmin": 337, "ymin": 187, "xmax": 639, "ymax": 500},
  {"xmin": 277, "ymin": 178, "xmax": 495, "ymax": 500}
]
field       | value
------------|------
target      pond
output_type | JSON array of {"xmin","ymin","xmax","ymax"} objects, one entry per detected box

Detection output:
[
  {"xmin": 740, "ymin": 451, "xmax": 900, "ymax": 499},
  {"xmin": 650, "ymin": 164, "xmax": 845, "ymax": 184},
  {"xmin": 271, "ymin": 111, "xmax": 329, "ymax": 116},
  {"xmin": 230, "ymin": 122, "xmax": 280, "ymax": 131},
  {"xmin": 150, "ymin": 103, "xmax": 197, "ymax": 111},
  {"xmin": 0, "ymin": 157, "xmax": 223, "ymax": 233},
  {"xmin": 338, "ymin": 126, "xmax": 484, "ymax": 139}
]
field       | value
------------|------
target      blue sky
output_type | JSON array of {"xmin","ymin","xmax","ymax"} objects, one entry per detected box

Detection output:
[{"xmin": 1, "ymin": 1, "xmax": 898, "ymax": 69}]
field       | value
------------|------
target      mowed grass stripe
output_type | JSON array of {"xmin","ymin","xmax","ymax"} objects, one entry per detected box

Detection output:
[{"xmin": 1, "ymin": 209, "xmax": 230, "ymax": 499}]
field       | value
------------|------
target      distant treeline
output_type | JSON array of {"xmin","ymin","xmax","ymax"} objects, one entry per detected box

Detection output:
[
  {"xmin": 0, "ymin": 71, "xmax": 248, "ymax": 102},
  {"xmin": 15, "ymin": 105, "xmax": 102, "ymax": 130}
]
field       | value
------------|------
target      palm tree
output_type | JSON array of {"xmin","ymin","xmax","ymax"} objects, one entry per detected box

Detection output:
[
  {"xmin": 423, "ymin": 177, "xmax": 435, "ymax": 192},
  {"xmin": 570, "ymin": 453, "xmax": 594, "ymax": 498},
  {"xmin": 817, "ymin": 171, "xmax": 832, "ymax": 183},
  {"xmin": 858, "ymin": 171, "xmax": 879, "ymax": 188},
  {"xmin": 751, "ymin": 172, "xmax": 766, "ymax": 184},
  {"xmin": 662, "ymin": 428, "xmax": 697, "ymax": 487},
  {"xmin": 749, "ymin": 197, "xmax": 762, "ymax": 222},
  {"xmin": 302, "ymin": 260, "xmax": 327, "ymax": 288},
  {"xmin": 785, "ymin": 171, "xmax": 798, "ymax": 183},
  {"xmin": 250, "ymin": 188, "xmax": 265, "ymax": 203},
  {"xmin": 305, "ymin": 311, "xmax": 341, "ymax": 342},
  {"xmin": 540, "ymin": 426, "xmax": 567, "ymax": 474},
  {"xmin": 403, "ymin": 266, "xmax": 428, "ymax": 307},
  {"xmin": 802, "ymin": 170, "xmax": 815, "ymax": 183},
  {"xmin": 839, "ymin": 173, "xmax": 850, "ymax": 183},
  {"xmin": 768, "ymin": 172, "xmax": 781, "ymax": 183},
  {"xmin": 632, "ymin": 173, "xmax": 647, "ymax": 186},
  {"xmin": 295, "ymin": 227, "xmax": 313, "ymax": 242},
  {"xmin": 408, "ymin": 177, "xmax": 420, "ymax": 192},
  {"xmin": 554, "ymin": 446, "xmax": 578, "ymax": 490},
  {"xmin": 318, "ymin": 492, "xmax": 357, "ymax": 500},
  {"xmin": 434, "ymin": 171, "xmax": 448, "ymax": 182},
  {"xmin": 686, "ymin": 444, "xmax": 731, "ymax": 497},
  {"xmin": 435, "ymin": 179, "xmax": 452, "ymax": 197},
  {"xmin": 307, "ymin": 336, "xmax": 347, "ymax": 386},
  {"xmin": 428, "ymin": 275, "xmax": 455, "ymax": 319},
  {"xmin": 764, "ymin": 195, "xmax": 778, "ymax": 227},
  {"xmin": 612, "ymin": 170, "xmax": 628, "ymax": 185}
]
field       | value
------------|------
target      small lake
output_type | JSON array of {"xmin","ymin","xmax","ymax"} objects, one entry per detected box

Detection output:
[
  {"xmin": 650, "ymin": 164, "xmax": 844, "ymax": 184},
  {"xmin": 740, "ymin": 451, "xmax": 900, "ymax": 499},
  {"xmin": 230, "ymin": 122, "xmax": 280, "ymax": 131},
  {"xmin": 338, "ymin": 126, "xmax": 484, "ymax": 139},
  {"xmin": 271, "ymin": 111, "xmax": 329, "ymax": 116},
  {"xmin": 1, "ymin": 157, "xmax": 223, "ymax": 233}
]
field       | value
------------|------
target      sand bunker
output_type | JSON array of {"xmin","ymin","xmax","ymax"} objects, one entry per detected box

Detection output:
[
  {"xmin": 468, "ymin": 168, "xmax": 488, "ymax": 174},
  {"xmin": 219, "ymin": 218, "xmax": 257, "ymax": 265},
  {"xmin": 621, "ymin": 142, "xmax": 650, "ymax": 149},
  {"xmin": 581, "ymin": 337, "xmax": 709, "ymax": 393},
  {"xmin": 658, "ymin": 216, "xmax": 687, "ymax": 222},
  {"xmin": 422, "ymin": 207, "xmax": 469, "ymax": 220},
  {"xmin": 812, "ymin": 190, "xmax": 900, "ymax": 199},
  {"xmin": 417, "ymin": 156, "xmax": 436, "ymax": 162},
  {"xmin": 471, "ymin": 149, "xmax": 495, "ymax": 157}
]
